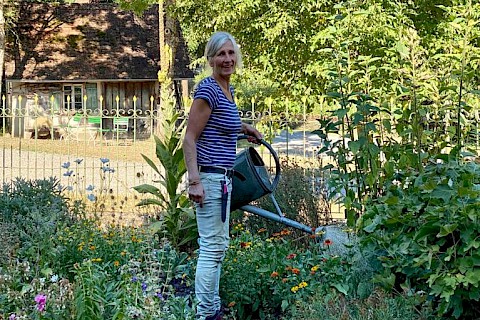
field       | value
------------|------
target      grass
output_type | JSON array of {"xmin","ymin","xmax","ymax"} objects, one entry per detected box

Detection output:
[{"xmin": 0, "ymin": 135, "xmax": 157, "ymax": 163}]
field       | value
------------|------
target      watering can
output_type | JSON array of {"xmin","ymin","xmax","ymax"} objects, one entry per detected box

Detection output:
[{"xmin": 231, "ymin": 135, "xmax": 324, "ymax": 235}]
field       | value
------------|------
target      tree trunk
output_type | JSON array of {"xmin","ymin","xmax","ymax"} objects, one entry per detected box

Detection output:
[{"xmin": 0, "ymin": 0, "xmax": 5, "ymax": 98}]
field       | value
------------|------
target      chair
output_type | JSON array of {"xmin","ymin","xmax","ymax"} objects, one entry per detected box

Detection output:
[
  {"xmin": 113, "ymin": 117, "xmax": 129, "ymax": 141},
  {"xmin": 87, "ymin": 116, "xmax": 110, "ymax": 144},
  {"xmin": 59, "ymin": 115, "xmax": 83, "ymax": 141}
]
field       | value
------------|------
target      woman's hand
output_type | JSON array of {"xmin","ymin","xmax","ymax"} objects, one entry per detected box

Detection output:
[
  {"xmin": 188, "ymin": 181, "xmax": 205, "ymax": 208},
  {"xmin": 242, "ymin": 123, "xmax": 263, "ymax": 144}
]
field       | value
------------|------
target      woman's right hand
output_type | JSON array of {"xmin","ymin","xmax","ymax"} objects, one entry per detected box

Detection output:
[{"xmin": 188, "ymin": 183, "xmax": 205, "ymax": 208}]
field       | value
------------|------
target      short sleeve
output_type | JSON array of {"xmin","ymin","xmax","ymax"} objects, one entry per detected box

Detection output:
[{"xmin": 193, "ymin": 81, "xmax": 218, "ymax": 110}]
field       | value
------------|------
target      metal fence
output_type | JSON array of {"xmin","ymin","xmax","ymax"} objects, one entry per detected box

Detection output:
[{"xmin": 1, "ymin": 96, "xmax": 344, "ymax": 225}]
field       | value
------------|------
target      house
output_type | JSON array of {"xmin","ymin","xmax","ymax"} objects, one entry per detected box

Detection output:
[{"xmin": 4, "ymin": 1, "xmax": 194, "ymax": 138}]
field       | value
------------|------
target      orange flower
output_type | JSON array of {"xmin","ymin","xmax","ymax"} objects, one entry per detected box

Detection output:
[
  {"xmin": 240, "ymin": 242, "xmax": 252, "ymax": 248},
  {"xmin": 282, "ymin": 278, "xmax": 288, "ymax": 283},
  {"xmin": 228, "ymin": 301, "xmax": 236, "ymax": 308},
  {"xmin": 292, "ymin": 268, "xmax": 300, "ymax": 275},
  {"xmin": 114, "ymin": 260, "xmax": 120, "ymax": 267},
  {"xmin": 258, "ymin": 228, "xmax": 267, "ymax": 233},
  {"xmin": 286, "ymin": 253, "xmax": 297, "ymax": 260},
  {"xmin": 270, "ymin": 271, "xmax": 279, "ymax": 278},
  {"xmin": 324, "ymin": 239, "xmax": 332, "ymax": 246}
]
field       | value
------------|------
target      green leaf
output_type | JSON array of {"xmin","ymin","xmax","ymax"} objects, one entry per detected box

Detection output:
[
  {"xmin": 332, "ymin": 283, "xmax": 349, "ymax": 295},
  {"xmin": 395, "ymin": 41, "xmax": 409, "ymax": 59},
  {"xmin": 437, "ymin": 224, "xmax": 458, "ymax": 237},
  {"xmin": 149, "ymin": 221, "xmax": 165, "ymax": 234},
  {"xmin": 281, "ymin": 299, "xmax": 289, "ymax": 312}
]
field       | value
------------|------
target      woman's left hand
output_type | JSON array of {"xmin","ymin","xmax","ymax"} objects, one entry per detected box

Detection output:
[{"xmin": 242, "ymin": 123, "xmax": 263, "ymax": 144}]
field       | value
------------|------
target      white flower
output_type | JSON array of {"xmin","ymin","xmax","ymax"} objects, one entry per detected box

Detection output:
[{"xmin": 50, "ymin": 274, "xmax": 59, "ymax": 283}]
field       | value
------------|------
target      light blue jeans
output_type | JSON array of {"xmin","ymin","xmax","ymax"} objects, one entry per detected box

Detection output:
[{"xmin": 195, "ymin": 172, "xmax": 232, "ymax": 319}]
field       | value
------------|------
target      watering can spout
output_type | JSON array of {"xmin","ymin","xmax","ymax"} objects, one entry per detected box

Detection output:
[{"xmin": 241, "ymin": 205, "xmax": 324, "ymax": 235}]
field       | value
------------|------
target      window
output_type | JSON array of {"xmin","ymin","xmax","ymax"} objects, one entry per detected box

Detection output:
[{"xmin": 63, "ymin": 85, "xmax": 83, "ymax": 110}]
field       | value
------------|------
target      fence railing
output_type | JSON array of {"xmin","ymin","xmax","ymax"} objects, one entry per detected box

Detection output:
[{"xmin": 1, "ymin": 96, "xmax": 345, "ymax": 224}]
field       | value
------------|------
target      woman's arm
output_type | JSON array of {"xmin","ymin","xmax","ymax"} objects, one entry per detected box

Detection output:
[{"xmin": 183, "ymin": 98, "xmax": 212, "ymax": 206}]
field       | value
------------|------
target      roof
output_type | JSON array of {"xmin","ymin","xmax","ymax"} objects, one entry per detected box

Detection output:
[{"xmin": 5, "ymin": 2, "xmax": 194, "ymax": 81}]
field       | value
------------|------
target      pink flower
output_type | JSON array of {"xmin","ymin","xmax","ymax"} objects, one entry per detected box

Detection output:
[
  {"xmin": 9, "ymin": 314, "xmax": 16, "ymax": 320},
  {"xmin": 35, "ymin": 294, "xmax": 47, "ymax": 312}
]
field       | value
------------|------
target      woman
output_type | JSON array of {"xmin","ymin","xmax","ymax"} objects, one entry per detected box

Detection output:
[{"xmin": 183, "ymin": 31, "xmax": 262, "ymax": 320}]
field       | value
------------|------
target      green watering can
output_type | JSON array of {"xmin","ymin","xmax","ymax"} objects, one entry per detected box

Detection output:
[{"xmin": 231, "ymin": 135, "xmax": 323, "ymax": 235}]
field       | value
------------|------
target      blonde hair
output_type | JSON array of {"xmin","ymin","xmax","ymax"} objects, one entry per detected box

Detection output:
[{"xmin": 204, "ymin": 31, "xmax": 243, "ymax": 69}]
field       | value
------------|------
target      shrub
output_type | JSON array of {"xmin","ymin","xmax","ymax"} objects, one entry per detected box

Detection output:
[
  {"xmin": 0, "ymin": 178, "xmax": 74, "ymax": 272},
  {"xmin": 358, "ymin": 158, "xmax": 480, "ymax": 319}
]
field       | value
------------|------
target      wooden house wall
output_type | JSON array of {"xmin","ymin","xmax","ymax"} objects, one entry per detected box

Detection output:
[{"xmin": 102, "ymin": 82, "xmax": 157, "ymax": 115}]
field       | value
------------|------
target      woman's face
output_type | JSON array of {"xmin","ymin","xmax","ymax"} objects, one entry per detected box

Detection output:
[{"xmin": 209, "ymin": 40, "xmax": 237, "ymax": 79}]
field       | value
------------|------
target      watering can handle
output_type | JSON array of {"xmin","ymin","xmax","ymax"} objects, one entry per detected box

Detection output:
[{"xmin": 237, "ymin": 134, "xmax": 281, "ymax": 191}]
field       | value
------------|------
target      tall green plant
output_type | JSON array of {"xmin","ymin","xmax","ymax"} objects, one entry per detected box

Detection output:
[
  {"xmin": 133, "ymin": 75, "xmax": 197, "ymax": 251},
  {"xmin": 358, "ymin": 157, "xmax": 480, "ymax": 319}
]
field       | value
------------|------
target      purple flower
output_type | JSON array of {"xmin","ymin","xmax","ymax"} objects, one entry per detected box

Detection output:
[
  {"xmin": 131, "ymin": 276, "xmax": 138, "ymax": 282},
  {"xmin": 9, "ymin": 314, "xmax": 16, "ymax": 320},
  {"xmin": 74, "ymin": 158, "xmax": 83, "ymax": 164},
  {"xmin": 141, "ymin": 282, "xmax": 147, "ymax": 292},
  {"xmin": 156, "ymin": 292, "xmax": 164, "ymax": 300},
  {"xmin": 35, "ymin": 293, "xmax": 47, "ymax": 312},
  {"xmin": 63, "ymin": 170, "xmax": 74, "ymax": 177}
]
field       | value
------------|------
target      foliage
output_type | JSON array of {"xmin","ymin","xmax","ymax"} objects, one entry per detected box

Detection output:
[
  {"xmin": 0, "ymin": 183, "xmax": 196, "ymax": 319},
  {"xmin": 0, "ymin": 178, "xmax": 437, "ymax": 319},
  {"xmin": 290, "ymin": 288, "xmax": 435, "ymax": 320},
  {"xmin": 72, "ymin": 238, "xmax": 196, "ymax": 320},
  {"xmin": 358, "ymin": 158, "xmax": 480, "ymax": 319},
  {"xmin": 53, "ymin": 220, "xmax": 148, "ymax": 281},
  {"xmin": 221, "ymin": 228, "xmax": 357, "ymax": 319},
  {"xmin": 312, "ymin": 0, "xmax": 480, "ymax": 226},
  {"xmin": 134, "ymin": 77, "xmax": 197, "ymax": 251},
  {"xmin": 0, "ymin": 178, "xmax": 74, "ymax": 273},
  {"xmin": 171, "ymin": 0, "xmax": 479, "ymax": 116}
]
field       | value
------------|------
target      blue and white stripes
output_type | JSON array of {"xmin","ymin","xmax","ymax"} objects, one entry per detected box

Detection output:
[{"xmin": 194, "ymin": 77, "xmax": 242, "ymax": 168}]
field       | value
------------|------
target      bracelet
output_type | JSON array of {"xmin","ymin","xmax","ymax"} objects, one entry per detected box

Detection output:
[{"xmin": 188, "ymin": 180, "xmax": 201, "ymax": 186}]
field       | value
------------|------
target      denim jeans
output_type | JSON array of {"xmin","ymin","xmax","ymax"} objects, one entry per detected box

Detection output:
[{"xmin": 195, "ymin": 172, "xmax": 232, "ymax": 319}]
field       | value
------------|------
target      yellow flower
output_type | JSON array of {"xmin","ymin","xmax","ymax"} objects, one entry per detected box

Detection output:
[
  {"xmin": 114, "ymin": 261, "xmax": 120, "ymax": 267},
  {"xmin": 91, "ymin": 258, "xmax": 102, "ymax": 262},
  {"xmin": 311, "ymin": 265, "xmax": 319, "ymax": 272},
  {"xmin": 89, "ymin": 245, "xmax": 96, "ymax": 251},
  {"xmin": 291, "ymin": 286, "xmax": 299, "ymax": 293},
  {"xmin": 299, "ymin": 281, "xmax": 308, "ymax": 288},
  {"xmin": 121, "ymin": 251, "xmax": 127, "ymax": 256}
]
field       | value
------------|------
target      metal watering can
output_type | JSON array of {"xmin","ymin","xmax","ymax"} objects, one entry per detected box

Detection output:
[{"xmin": 231, "ymin": 135, "xmax": 324, "ymax": 235}]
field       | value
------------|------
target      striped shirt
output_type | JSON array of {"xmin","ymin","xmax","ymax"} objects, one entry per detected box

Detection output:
[{"xmin": 194, "ymin": 77, "xmax": 242, "ymax": 168}]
